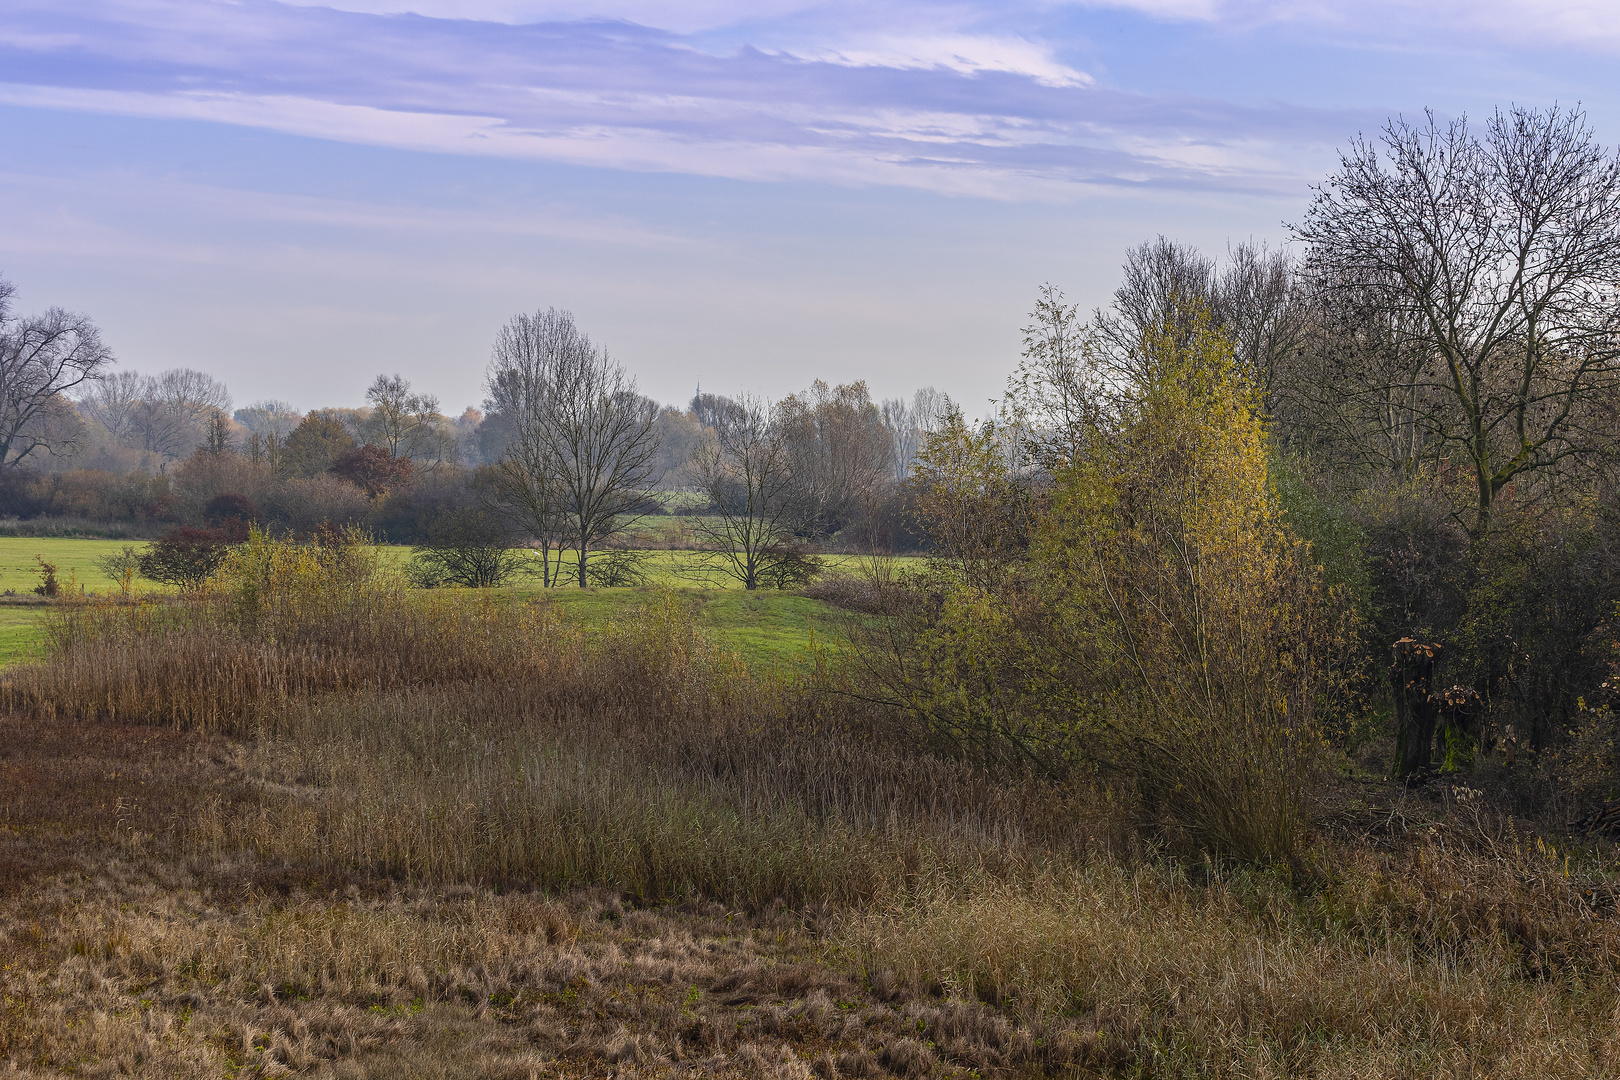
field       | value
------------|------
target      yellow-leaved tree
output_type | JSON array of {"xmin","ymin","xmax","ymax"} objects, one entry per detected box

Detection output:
[
  {"xmin": 1035, "ymin": 311, "xmax": 1336, "ymax": 864},
  {"xmin": 857, "ymin": 306, "xmax": 1341, "ymax": 866}
]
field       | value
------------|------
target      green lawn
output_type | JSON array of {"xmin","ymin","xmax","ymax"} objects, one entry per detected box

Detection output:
[
  {"xmin": 0, "ymin": 537, "xmax": 877, "ymax": 672},
  {"xmin": 530, "ymin": 587, "xmax": 845, "ymax": 672},
  {"xmin": 0, "ymin": 536, "xmax": 157, "ymax": 597}
]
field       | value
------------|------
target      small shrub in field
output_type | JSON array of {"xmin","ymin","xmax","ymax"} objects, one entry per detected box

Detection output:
[
  {"xmin": 759, "ymin": 547, "xmax": 825, "ymax": 589},
  {"xmin": 32, "ymin": 555, "xmax": 58, "ymax": 597},
  {"xmin": 407, "ymin": 508, "xmax": 524, "ymax": 588},
  {"xmin": 95, "ymin": 545, "xmax": 142, "ymax": 599},
  {"xmin": 137, "ymin": 524, "xmax": 244, "ymax": 589},
  {"xmin": 584, "ymin": 547, "xmax": 654, "ymax": 587}
]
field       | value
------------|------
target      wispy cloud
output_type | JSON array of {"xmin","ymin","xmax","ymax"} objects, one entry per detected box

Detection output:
[
  {"xmin": 0, "ymin": 0, "xmax": 1350, "ymax": 198},
  {"xmin": 1079, "ymin": 0, "xmax": 1620, "ymax": 55}
]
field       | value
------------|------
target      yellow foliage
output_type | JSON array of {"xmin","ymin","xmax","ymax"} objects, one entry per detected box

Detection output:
[{"xmin": 1036, "ymin": 312, "xmax": 1332, "ymax": 863}]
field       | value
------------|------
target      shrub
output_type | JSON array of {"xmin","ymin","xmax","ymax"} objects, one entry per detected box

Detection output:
[
  {"xmin": 32, "ymin": 556, "xmax": 59, "ymax": 598},
  {"xmin": 857, "ymin": 313, "xmax": 1343, "ymax": 867},
  {"xmin": 137, "ymin": 524, "xmax": 244, "ymax": 589},
  {"xmin": 204, "ymin": 491, "xmax": 259, "ymax": 527},
  {"xmin": 407, "ymin": 508, "xmax": 525, "ymax": 588},
  {"xmin": 331, "ymin": 444, "xmax": 413, "ymax": 497},
  {"xmin": 584, "ymin": 547, "xmax": 655, "ymax": 587},
  {"xmin": 95, "ymin": 544, "xmax": 142, "ymax": 599},
  {"xmin": 759, "ymin": 547, "xmax": 825, "ymax": 589},
  {"xmin": 259, "ymin": 473, "xmax": 370, "ymax": 536}
]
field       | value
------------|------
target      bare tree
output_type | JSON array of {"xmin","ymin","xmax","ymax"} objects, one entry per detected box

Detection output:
[
  {"xmin": 485, "ymin": 308, "xmax": 661, "ymax": 587},
  {"xmin": 545, "ymin": 343, "xmax": 662, "ymax": 587},
  {"xmin": 483, "ymin": 310, "xmax": 577, "ymax": 586},
  {"xmin": 1295, "ymin": 105, "xmax": 1620, "ymax": 535},
  {"xmin": 880, "ymin": 387, "xmax": 952, "ymax": 484},
  {"xmin": 81, "ymin": 369, "xmax": 145, "ymax": 441},
  {"xmin": 880, "ymin": 397, "xmax": 915, "ymax": 484},
  {"xmin": 689, "ymin": 395, "xmax": 803, "ymax": 589},
  {"xmin": 1005, "ymin": 284, "xmax": 1111, "ymax": 471},
  {"xmin": 132, "ymin": 368, "xmax": 232, "ymax": 462},
  {"xmin": 1094, "ymin": 236, "xmax": 1216, "ymax": 379},
  {"xmin": 1214, "ymin": 241, "xmax": 1308, "ymax": 414},
  {"xmin": 0, "ymin": 276, "xmax": 114, "ymax": 467},
  {"xmin": 364, "ymin": 373, "xmax": 446, "ymax": 462}
]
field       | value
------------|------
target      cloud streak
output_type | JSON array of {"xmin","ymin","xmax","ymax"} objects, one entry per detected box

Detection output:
[
  {"xmin": 1081, "ymin": 0, "xmax": 1620, "ymax": 55},
  {"xmin": 0, "ymin": 0, "xmax": 1351, "ymax": 198}
]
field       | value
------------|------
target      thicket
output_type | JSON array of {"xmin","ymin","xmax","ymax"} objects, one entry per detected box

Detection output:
[{"xmin": 844, "ymin": 314, "xmax": 1343, "ymax": 868}]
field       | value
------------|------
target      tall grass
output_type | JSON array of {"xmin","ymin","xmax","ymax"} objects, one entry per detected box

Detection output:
[
  {"xmin": 2, "ymin": 530, "xmax": 1071, "ymax": 906},
  {"xmin": 843, "ymin": 847, "xmax": 1620, "ymax": 1077},
  {"xmin": 11, "ymin": 531, "xmax": 1620, "ymax": 1075},
  {"xmin": 1, "ymin": 530, "xmax": 571, "ymax": 729},
  {"xmin": 214, "ymin": 635, "xmax": 1074, "ymax": 906}
]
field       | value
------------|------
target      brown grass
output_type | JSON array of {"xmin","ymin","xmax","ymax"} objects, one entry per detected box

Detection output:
[
  {"xmin": 0, "ymin": 712, "xmax": 1109, "ymax": 1079},
  {"xmin": 8, "ymin": 536, "xmax": 1620, "ymax": 1076}
]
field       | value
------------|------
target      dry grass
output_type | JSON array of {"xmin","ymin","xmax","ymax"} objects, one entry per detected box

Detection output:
[
  {"xmin": 9, "ymin": 535, "xmax": 1620, "ymax": 1077},
  {"xmin": 0, "ymin": 574, "xmax": 568, "ymax": 734},
  {"xmin": 842, "ymin": 853, "xmax": 1620, "ymax": 1077},
  {"xmin": 0, "ymin": 713, "xmax": 1110, "ymax": 1079}
]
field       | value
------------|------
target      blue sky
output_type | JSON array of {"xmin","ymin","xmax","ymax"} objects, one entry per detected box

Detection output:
[{"xmin": 1, "ymin": 1, "xmax": 1616, "ymax": 414}]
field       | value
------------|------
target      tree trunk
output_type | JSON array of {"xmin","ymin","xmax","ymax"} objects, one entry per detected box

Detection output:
[{"xmin": 1391, "ymin": 638, "xmax": 1441, "ymax": 779}]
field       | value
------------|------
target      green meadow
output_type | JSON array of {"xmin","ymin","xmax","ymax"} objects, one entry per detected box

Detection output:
[{"xmin": 0, "ymin": 537, "xmax": 881, "ymax": 670}]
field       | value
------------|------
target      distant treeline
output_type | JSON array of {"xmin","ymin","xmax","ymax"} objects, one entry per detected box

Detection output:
[{"xmin": 0, "ymin": 305, "xmax": 947, "ymax": 557}]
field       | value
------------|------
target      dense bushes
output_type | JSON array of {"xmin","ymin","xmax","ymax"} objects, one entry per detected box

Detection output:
[
  {"xmin": 851, "ymin": 316, "xmax": 1342, "ymax": 866},
  {"xmin": 136, "ymin": 524, "xmax": 244, "ymax": 588}
]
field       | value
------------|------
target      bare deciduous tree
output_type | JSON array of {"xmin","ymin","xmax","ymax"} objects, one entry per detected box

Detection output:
[
  {"xmin": 1006, "ymin": 284, "xmax": 1106, "ymax": 470},
  {"xmin": 881, "ymin": 386, "xmax": 953, "ymax": 484},
  {"xmin": 81, "ymin": 369, "xmax": 145, "ymax": 442},
  {"xmin": 1215, "ymin": 240, "xmax": 1308, "ymax": 414},
  {"xmin": 484, "ymin": 310, "xmax": 578, "ymax": 586},
  {"xmin": 485, "ymin": 308, "xmax": 661, "ymax": 587},
  {"xmin": 1295, "ymin": 105, "xmax": 1620, "ymax": 535},
  {"xmin": 0, "ymin": 276, "xmax": 114, "ymax": 468},
  {"xmin": 132, "ymin": 368, "xmax": 232, "ymax": 462},
  {"xmin": 1094, "ymin": 236, "xmax": 1216, "ymax": 379},
  {"xmin": 364, "ymin": 373, "xmax": 446, "ymax": 462},
  {"xmin": 689, "ymin": 395, "xmax": 802, "ymax": 590}
]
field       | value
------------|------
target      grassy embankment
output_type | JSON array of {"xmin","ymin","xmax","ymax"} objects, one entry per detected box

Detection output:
[{"xmin": 4, "ymin": 533, "xmax": 1620, "ymax": 1076}]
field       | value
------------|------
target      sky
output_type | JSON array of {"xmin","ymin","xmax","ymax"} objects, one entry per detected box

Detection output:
[{"xmin": 1, "ymin": 1, "xmax": 1617, "ymax": 416}]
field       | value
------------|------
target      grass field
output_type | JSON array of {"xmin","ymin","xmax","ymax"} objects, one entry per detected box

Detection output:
[{"xmin": 0, "ymin": 537, "xmax": 873, "ymax": 670}]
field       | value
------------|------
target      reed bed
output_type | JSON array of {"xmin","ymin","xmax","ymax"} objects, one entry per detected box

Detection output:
[{"xmin": 215, "ymin": 678, "xmax": 1071, "ymax": 908}]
